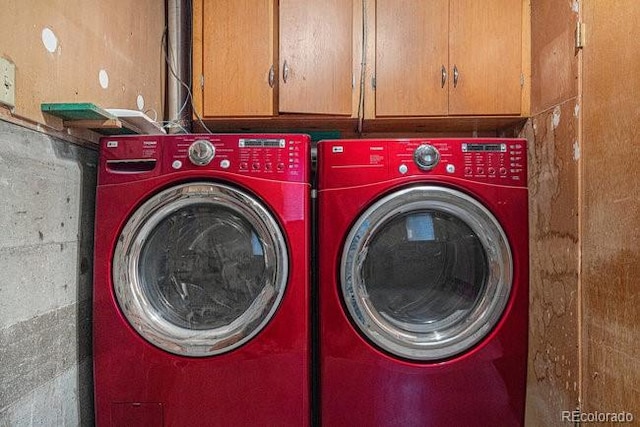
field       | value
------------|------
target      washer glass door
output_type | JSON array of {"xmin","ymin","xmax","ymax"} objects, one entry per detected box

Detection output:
[
  {"xmin": 341, "ymin": 185, "xmax": 512, "ymax": 361},
  {"xmin": 113, "ymin": 182, "xmax": 288, "ymax": 357}
]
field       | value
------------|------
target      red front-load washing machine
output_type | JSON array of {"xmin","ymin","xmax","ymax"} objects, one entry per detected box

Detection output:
[
  {"xmin": 93, "ymin": 134, "xmax": 311, "ymax": 426},
  {"xmin": 317, "ymin": 138, "xmax": 528, "ymax": 426}
]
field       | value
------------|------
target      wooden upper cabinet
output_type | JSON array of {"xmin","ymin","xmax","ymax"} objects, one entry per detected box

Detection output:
[
  {"xmin": 374, "ymin": 0, "xmax": 523, "ymax": 117},
  {"xmin": 449, "ymin": 0, "xmax": 522, "ymax": 115},
  {"xmin": 376, "ymin": 0, "xmax": 449, "ymax": 116},
  {"xmin": 279, "ymin": 0, "xmax": 353, "ymax": 115},
  {"xmin": 193, "ymin": 0, "xmax": 526, "ymax": 121},
  {"xmin": 201, "ymin": 1, "xmax": 276, "ymax": 117}
]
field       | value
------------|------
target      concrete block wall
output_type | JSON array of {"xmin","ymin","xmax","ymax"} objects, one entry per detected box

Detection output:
[{"xmin": 0, "ymin": 120, "xmax": 97, "ymax": 426}]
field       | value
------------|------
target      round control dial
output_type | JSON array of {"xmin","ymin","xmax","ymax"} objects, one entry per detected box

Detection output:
[
  {"xmin": 188, "ymin": 140, "xmax": 216, "ymax": 166},
  {"xmin": 413, "ymin": 144, "xmax": 440, "ymax": 171}
]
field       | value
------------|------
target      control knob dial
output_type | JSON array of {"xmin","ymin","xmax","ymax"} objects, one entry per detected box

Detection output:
[
  {"xmin": 413, "ymin": 144, "xmax": 440, "ymax": 171},
  {"xmin": 188, "ymin": 139, "xmax": 216, "ymax": 166}
]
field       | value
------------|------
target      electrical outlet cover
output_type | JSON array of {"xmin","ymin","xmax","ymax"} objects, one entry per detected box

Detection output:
[{"xmin": 0, "ymin": 57, "xmax": 16, "ymax": 109}]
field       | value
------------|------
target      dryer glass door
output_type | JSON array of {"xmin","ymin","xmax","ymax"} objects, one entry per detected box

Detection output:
[
  {"xmin": 341, "ymin": 186, "xmax": 512, "ymax": 361},
  {"xmin": 113, "ymin": 182, "xmax": 288, "ymax": 357}
]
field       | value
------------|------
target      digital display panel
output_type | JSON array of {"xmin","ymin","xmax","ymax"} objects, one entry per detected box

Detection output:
[
  {"xmin": 462, "ymin": 143, "xmax": 507, "ymax": 153},
  {"xmin": 239, "ymin": 138, "xmax": 286, "ymax": 148}
]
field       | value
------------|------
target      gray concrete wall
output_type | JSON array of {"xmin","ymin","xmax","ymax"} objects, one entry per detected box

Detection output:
[{"xmin": 0, "ymin": 119, "xmax": 97, "ymax": 426}]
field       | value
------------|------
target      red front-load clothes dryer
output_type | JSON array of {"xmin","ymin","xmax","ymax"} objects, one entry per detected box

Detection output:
[
  {"xmin": 317, "ymin": 138, "xmax": 528, "ymax": 427},
  {"xmin": 93, "ymin": 134, "xmax": 311, "ymax": 426}
]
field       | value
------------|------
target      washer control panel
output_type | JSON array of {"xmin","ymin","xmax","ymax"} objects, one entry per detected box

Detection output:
[
  {"xmin": 99, "ymin": 134, "xmax": 310, "ymax": 184},
  {"xmin": 168, "ymin": 134, "xmax": 308, "ymax": 181}
]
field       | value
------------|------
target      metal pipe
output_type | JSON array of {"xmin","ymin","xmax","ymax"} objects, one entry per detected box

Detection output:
[{"xmin": 165, "ymin": 0, "xmax": 191, "ymax": 133}]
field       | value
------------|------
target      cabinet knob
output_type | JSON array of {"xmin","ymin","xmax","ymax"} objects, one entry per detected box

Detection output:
[
  {"xmin": 441, "ymin": 65, "xmax": 447, "ymax": 88},
  {"xmin": 283, "ymin": 60, "xmax": 290, "ymax": 84},
  {"xmin": 453, "ymin": 65, "xmax": 459, "ymax": 88},
  {"xmin": 268, "ymin": 65, "xmax": 275, "ymax": 88}
]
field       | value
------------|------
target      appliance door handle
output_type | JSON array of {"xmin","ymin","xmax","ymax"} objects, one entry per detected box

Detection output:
[
  {"xmin": 441, "ymin": 65, "xmax": 447, "ymax": 88},
  {"xmin": 453, "ymin": 65, "xmax": 459, "ymax": 88}
]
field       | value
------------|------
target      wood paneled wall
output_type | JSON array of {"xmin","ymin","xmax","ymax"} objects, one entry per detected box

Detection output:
[
  {"xmin": 581, "ymin": 0, "xmax": 640, "ymax": 416},
  {"xmin": 525, "ymin": 1, "xmax": 580, "ymax": 425},
  {"xmin": 527, "ymin": 0, "xmax": 640, "ymax": 424},
  {"xmin": 0, "ymin": 0, "xmax": 165, "ymax": 141}
]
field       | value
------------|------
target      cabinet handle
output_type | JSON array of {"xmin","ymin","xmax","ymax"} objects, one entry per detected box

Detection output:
[
  {"xmin": 441, "ymin": 65, "xmax": 447, "ymax": 88},
  {"xmin": 453, "ymin": 65, "xmax": 459, "ymax": 88},
  {"xmin": 283, "ymin": 60, "xmax": 289, "ymax": 84},
  {"xmin": 268, "ymin": 65, "xmax": 275, "ymax": 88}
]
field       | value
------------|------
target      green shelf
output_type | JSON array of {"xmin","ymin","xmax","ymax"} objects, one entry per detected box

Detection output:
[{"xmin": 41, "ymin": 102, "xmax": 135, "ymax": 135}]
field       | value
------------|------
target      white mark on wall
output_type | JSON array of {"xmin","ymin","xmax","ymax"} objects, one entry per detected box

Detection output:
[
  {"xmin": 42, "ymin": 28, "xmax": 58, "ymax": 53},
  {"xmin": 573, "ymin": 141, "xmax": 581, "ymax": 161},
  {"xmin": 137, "ymin": 94, "xmax": 145, "ymax": 110},
  {"xmin": 572, "ymin": 0, "xmax": 579, "ymax": 14},
  {"xmin": 552, "ymin": 106, "xmax": 562, "ymax": 129},
  {"xmin": 99, "ymin": 70, "xmax": 109, "ymax": 89},
  {"xmin": 574, "ymin": 103, "xmax": 580, "ymax": 118}
]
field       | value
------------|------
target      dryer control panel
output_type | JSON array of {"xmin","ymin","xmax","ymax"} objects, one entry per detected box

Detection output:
[
  {"xmin": 318, "ymin": 138, "xmax": 527, "ymax": 188},
  {"xmin": 388, "ymin": 139, "xmax": 527, "ymax": 184}
]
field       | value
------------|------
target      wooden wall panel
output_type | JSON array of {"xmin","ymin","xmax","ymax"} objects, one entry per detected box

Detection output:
[
  {"xmin": 530, "ymin": 0, "xmax": 579, "ymax": 115},
  {"xmin": 525, "ymin": 1, "xmax": 583, "ymax": 423},
  {"xmin": 0, "ymin": 0, "xmax": 165, "ymax": 133},
  {"xmin": 522, "ymin": 102, "xmax": 580, "ymax": 426},
  {"xmin": 582, "ymin": 0, "xmax": 640, "ymax": 415}
]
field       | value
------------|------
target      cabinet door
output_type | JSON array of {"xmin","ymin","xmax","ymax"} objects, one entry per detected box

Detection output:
[
  {"xmin": 449, "ymin": 0, "xmax": 522, "ymax": 115},
  {"xmin": 279, "ymin": 0, "xmax": 353, "ymax": 115},
  {"xmin": 375, "ymin": 0, "xmax": 449, "ymax": 116},
  {"xmin": 202, "ymin": 0, "xmax": 276, "ymax": 116}
]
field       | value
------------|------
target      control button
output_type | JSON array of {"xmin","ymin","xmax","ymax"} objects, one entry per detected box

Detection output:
[
  {"xmin": 188, "ymin": 140, "xmax": 216, "ymax": 166},
  {"xmin": 465, "ymin": 167, "xmax": 473, "ymax": 175},
  {"xmin": 500, "ymin": 167, "xmax": 508, "ymax": 175},
  {"xmin": 240, "ymin": 162, "xmax": 248, "ymax": 170},
  {"xmin": 265, "ymin": 162, "xmax": 273, "ymax": 171},
  {"xmin": 446, "ymin": 164, "xmax": 455, "ymax": 174},
  {"xmin": 413, "ymin": 144, "xmax": 440, "ymax": 171},
  {"xmin": 399, "ymin": 164, "xmax": 409, "ymax": 175},
  {"xmin": 172, "ymin": 160, "xmax": 183, "ymax": 170},
  {"xmin": 488, "ymin": 167, "xmax": 496, "ymax": 175},
  {"xmin": 277, "ymin": 163, "xmax": 285, "ymax": 171},
  {"xmin": 477, "ymin": 167, "xmax": 485, "ymax": 175},
  {"xmin": 220, "ymin": 159, "xmax": 231, "ymax": 169},
  {"xmin": 252, "ymin": 162, "xmax": 260, "ymax": 170}
]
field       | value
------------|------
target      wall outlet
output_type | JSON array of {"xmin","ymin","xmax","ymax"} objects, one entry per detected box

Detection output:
[{"xmin": 0, "ymin": 57, "xmax": 16, "ymax": 109}]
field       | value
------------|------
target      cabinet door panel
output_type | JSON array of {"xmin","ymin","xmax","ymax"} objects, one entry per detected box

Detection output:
[
  {"xmin": 202, "ymin": 0, "xmax": 276, "ymax": 116},
  {"xmin": 279, "ymin": 0, "xmax": 353, "ymax": 115},
  {"xmin": 376, "ymin": 0, "xmax": 449, "ymax": 116},
  {"xmin": 449, "ymin": 0, "xmax": 522, "ymax": 115}
]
